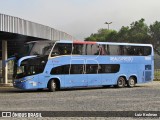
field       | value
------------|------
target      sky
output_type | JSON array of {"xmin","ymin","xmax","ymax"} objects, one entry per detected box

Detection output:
[{"xmin": 0, "ymin": 0, "xmax": 160, "ymax": 40}]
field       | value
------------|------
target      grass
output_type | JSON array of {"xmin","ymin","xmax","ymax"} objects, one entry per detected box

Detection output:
[{"xmin": 154, "ymin": 69, "xmax": 160, "ymax": 81}]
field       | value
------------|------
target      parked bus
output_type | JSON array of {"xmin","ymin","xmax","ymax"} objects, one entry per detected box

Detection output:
[{"xmin": 13, "ymin": 40, "xmax": 154, "ymax": 91}]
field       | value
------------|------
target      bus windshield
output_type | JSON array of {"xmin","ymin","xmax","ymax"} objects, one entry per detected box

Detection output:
[
  {"xmin": 30, "ymin": 41, "xmax": 54, "ymax": 56},
  {"xmin": 19, "ymin": 41, "xmax": 54, "ymax": 57},
  {"xmin": 19, "ymin": 42, "xmax": 35, "ymax": 57},
  {"xmin": 14, "ymin": 56, "xmax": 48, "ymax": 79}
]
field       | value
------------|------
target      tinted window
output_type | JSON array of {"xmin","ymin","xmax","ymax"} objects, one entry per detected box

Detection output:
[
  {"xmin": 144, "ymin": 47, "xmax": 152, "ymax": 56},
  {"xmin": 50, "ymin": 65, "xmax": 69, "ymax": 75},
  {"xmin": 99, "ymin": 45, "xmax": 108, "ymax": 55},
  {"xmin": 124, "ymin": 46, "xmax": 151, "ymax": 56},
  {"xmin": 92, "ymin": 44, "xmax": 99, "ymax": 55},
  {"xmin": 99, "ymin": 64, "xmax": 120, "ymax": 73},
  {"xmin": 30, "ymin": 41, "xmax": 54, "ymax": 55},
  {"xmin": 19, "ymin": 42, "xmax": 34, "ymax": 57},
  {"xmin": 86, "ymin": 44, "xmax": 99, "ymax": 55},
  {"xmin": 109, "ymin": 45, "xmax": 120, "ymax": 55},
  {"xmin": 51, "ymin": 43, "xmax": 72, "ymax": 57},
  {"xmin": 86, "ymin": 64, "xmax": 99, "ymax": 74},
  {"xmin": 15, "ymin": 56, "xmax": 48, "ymax": 79},
  {"xmin": 102, "ymin": 44, "xmax": 152, "ymax": 56},
  {"xmin": 101, "ymin": 45, "xmax": 110, "ymax": 55},
  {"xmin": 86, "ymin": 44, "xmax": 92, "ymax": 55},
  {"xmin": 50, "ymin": 64, "xmax": 120, "ymax": 75},
  {"xmin": 51, "ymin": 64, "xmax": 84, "ymax": 75},
  {"xmin": 70, "ymin": 64, "xmax": 84, "ymax": 74},
  {"xmin": 72, "ymin": 44, "xmax": 85, "ymax": 55}
]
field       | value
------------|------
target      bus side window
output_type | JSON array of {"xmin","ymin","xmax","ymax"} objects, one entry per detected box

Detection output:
[
  {"xmin": 70, "ymin": 64, "xmax": 84, "ymax": 74},
  {"xmin": 50, "ymin": 65, "xmax": 70, "ymax": 75},
  {"xmin": 101, "ymin": 65, "xmax": 112, "ymax": 73},
  {"xmin": 50, "ymin": 66, "xmax": 63, "ymax": 75},
  {"xmin": 92, "ymin": 44, "xmax": 99, "ymax": 55},
  {"xmin": 86, "ymin": 44, "xmax": 92, "ymax": 55},
  {"xmin": 72, "ymin": 44, "xmax": 83, "ymax": 55},
  {"xmin": 125, "ymin": 46, "xmax": 142, "ymax": 56},
  {"xmin": 86, "ymin": 65, "xmax": 98, "ymax": 74},
  {"xmin": 61, "ymin": 44, "xmax": 72, "ymax": 55},
  {"xmin": 100, "ymin": 64, "xmax": 120, "ymax": 73},
  {"xmin": 100, "ymin": 45, "xmax": 107, "ymax": 55},
  {"xmin": 119, "ymin": 46, "xmax": 124, "ymax": 55},
  {"xmin": 103, "ymin": 45, "xmax": 110, "ymax": 55},
  {"xmin": 109, "ymin": 45, "xmax": 119, "ymax": 55},
  {"xmin": 144, "ymin": 47, "xmax": 151, "ymax": 56},
  {"xmin": 51, "ymin": 43, "xmax": 72, "ymax": 56},
  {"xmin": 63, "ymin": 65, "xmax": 70, "ymax": 74},
  {"xmin": 138, "ymin": 48, "xmax": 143, "ymax": 56}
]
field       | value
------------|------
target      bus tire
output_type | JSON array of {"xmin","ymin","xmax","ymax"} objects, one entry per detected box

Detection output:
[
  {"xmin": 116, "ymin": 77, "xmax": 126, "ymax": 88},
  {"xmin": 127, "ymin": 77, "xmax": 136, "ymax": 88},
  {"xmin": 48, "ymin": 79, "xmax": 57, "ymax": 92}
]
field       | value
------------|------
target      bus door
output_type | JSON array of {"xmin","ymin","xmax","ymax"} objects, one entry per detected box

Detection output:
[
  {"xmin": 21, "ymin": 65, "xmax": 40, "ymax": 89},
  {"xmin": 28, "ymin": 74, "xmax": 40, "ymax": 89},
  {"xmin": 65, "ymin": 60, "xmax": 87, "ymax": 87},
  {"xmin": 86, "ymin": 60, "xmax": 101, "ymax": 86}
]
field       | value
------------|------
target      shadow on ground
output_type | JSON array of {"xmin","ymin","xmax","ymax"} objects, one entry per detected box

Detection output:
[{"xmin": 0, "ymin": 84, "xmax": 148, "ymax": 94}]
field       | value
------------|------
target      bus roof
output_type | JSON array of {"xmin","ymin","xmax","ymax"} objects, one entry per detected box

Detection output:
[{"xmin": 58, "ymin": 40, "xmax": 153, "ymax": 47}]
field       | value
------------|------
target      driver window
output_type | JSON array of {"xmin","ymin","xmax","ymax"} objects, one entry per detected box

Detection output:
[
  {"xmin": 51, "ymin": 43, "xmax": 72, "ymax": 57},
  {"xmin": 51, "ymin": 44, "xmax": 60, "ymax": 57}
]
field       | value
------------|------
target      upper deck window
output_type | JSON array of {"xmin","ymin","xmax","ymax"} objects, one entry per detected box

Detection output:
[
  {"xmin": 51, "ymin": 43, "xmax": 72, "ymax": 57},
  {"xmin": 50, "ymin": 42, "xmax": 152, "ymax": 57},
  {"xmin": 30, "ymin": 41, "xmax": 54, "ymax": 56},
  {"xmin": 103, "ymin": 45, "xmax": 152, "ymax": 56}
]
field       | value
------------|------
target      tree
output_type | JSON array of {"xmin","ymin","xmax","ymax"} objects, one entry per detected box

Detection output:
[
  {"xmin": 85, "ymin": 18, "xmax": 159, "ymax": 45},
  {"xmin": 149, "ymin": 21, "xmax": 160, "ymax": 48},
  {"xmin": 85, "ymin": 29, "xmax": 117, "ymax": 42},
  {"xmin": 116, "ymin": 26, "xmax": 130, "ymax": 42},
  {"xmin": 127, "ymin": 18, "xmax": 151, "ymax": 43}
]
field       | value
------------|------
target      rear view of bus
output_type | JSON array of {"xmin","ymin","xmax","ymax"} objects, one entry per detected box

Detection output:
[{"xmin": 13, "ymin": 40, "xmax": 154, "ymax": 91}]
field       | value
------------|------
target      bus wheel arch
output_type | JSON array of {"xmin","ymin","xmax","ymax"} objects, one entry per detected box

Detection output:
[
  {"xmin": 127, "ymin": 76, "xmax": 137, "ymax": 88},
  {"xmin": 47, "ymin": 78, "xmax": 60, "ymax": 92},
  {"xmin": 116, "ymin": 76, "xmax": 126, "ymax": 88}
]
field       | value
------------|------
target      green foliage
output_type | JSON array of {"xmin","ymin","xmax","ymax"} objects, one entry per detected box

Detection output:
[
  {"xmin": 150, "ymin": 21, "xmax": 160, "ymax": 48},
  {"xmin": 85, "ymin": 29, "xmax": 118, "ymax": 42},
  {"xmin": 128, "ymin": 18, "xmax": 151, "ymax": 43},
  {"xmin": 116, "ymin": 26, "xmax": 129, "ymax": 42},
  {"xmin": 85, "ymin": 18, "xmax": 160, "ymax": 46}
]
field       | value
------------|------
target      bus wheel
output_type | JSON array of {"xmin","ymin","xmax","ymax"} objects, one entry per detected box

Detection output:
[
  {"xmin": 127, "ymin": 77, "xmax": 136, "ymax": 88},
  {"xmin": 48, "ymin": 79, "xmax": 57, "ymax": 92},
  {"xmin": 117, "ymin": 77, "xmax": 125, "ymax": 88}
]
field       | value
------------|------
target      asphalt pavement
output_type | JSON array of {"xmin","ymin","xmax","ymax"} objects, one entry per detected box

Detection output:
[{"xmin": 0, "ymin": 81, "xmax": 160, "ymax": 119}]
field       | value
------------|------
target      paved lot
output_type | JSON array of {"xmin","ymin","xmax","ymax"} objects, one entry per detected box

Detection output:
[{"xmin": 0, "ymin": 81, "xmax": 160, "ymax": 119}]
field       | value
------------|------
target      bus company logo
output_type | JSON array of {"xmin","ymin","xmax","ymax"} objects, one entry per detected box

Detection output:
[
  {"xmin": 2, "ymin": 112, "xmax": 11, "ymax": 117},
  {"xmin": 1, "ymin": 112, "xmax": 42, "ymax": 118},
  {"xmin": 110, "ymin": 57, "xmax": 133, "ymax": 62}
]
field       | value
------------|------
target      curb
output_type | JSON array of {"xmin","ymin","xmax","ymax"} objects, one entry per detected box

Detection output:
[{"xmin": 0, "ymin": 83, "xmax": 13, "ymax": 87}]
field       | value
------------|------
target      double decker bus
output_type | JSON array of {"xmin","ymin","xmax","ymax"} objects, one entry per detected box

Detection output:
[{"xmin": 13, "ymin": 40, "xmax": 154, "ymax": 91}]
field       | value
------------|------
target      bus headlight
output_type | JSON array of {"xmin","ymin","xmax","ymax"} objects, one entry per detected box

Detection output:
[{"xmin": 20, "ymin": 77, "xmax": 34, "ymax": 82}]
